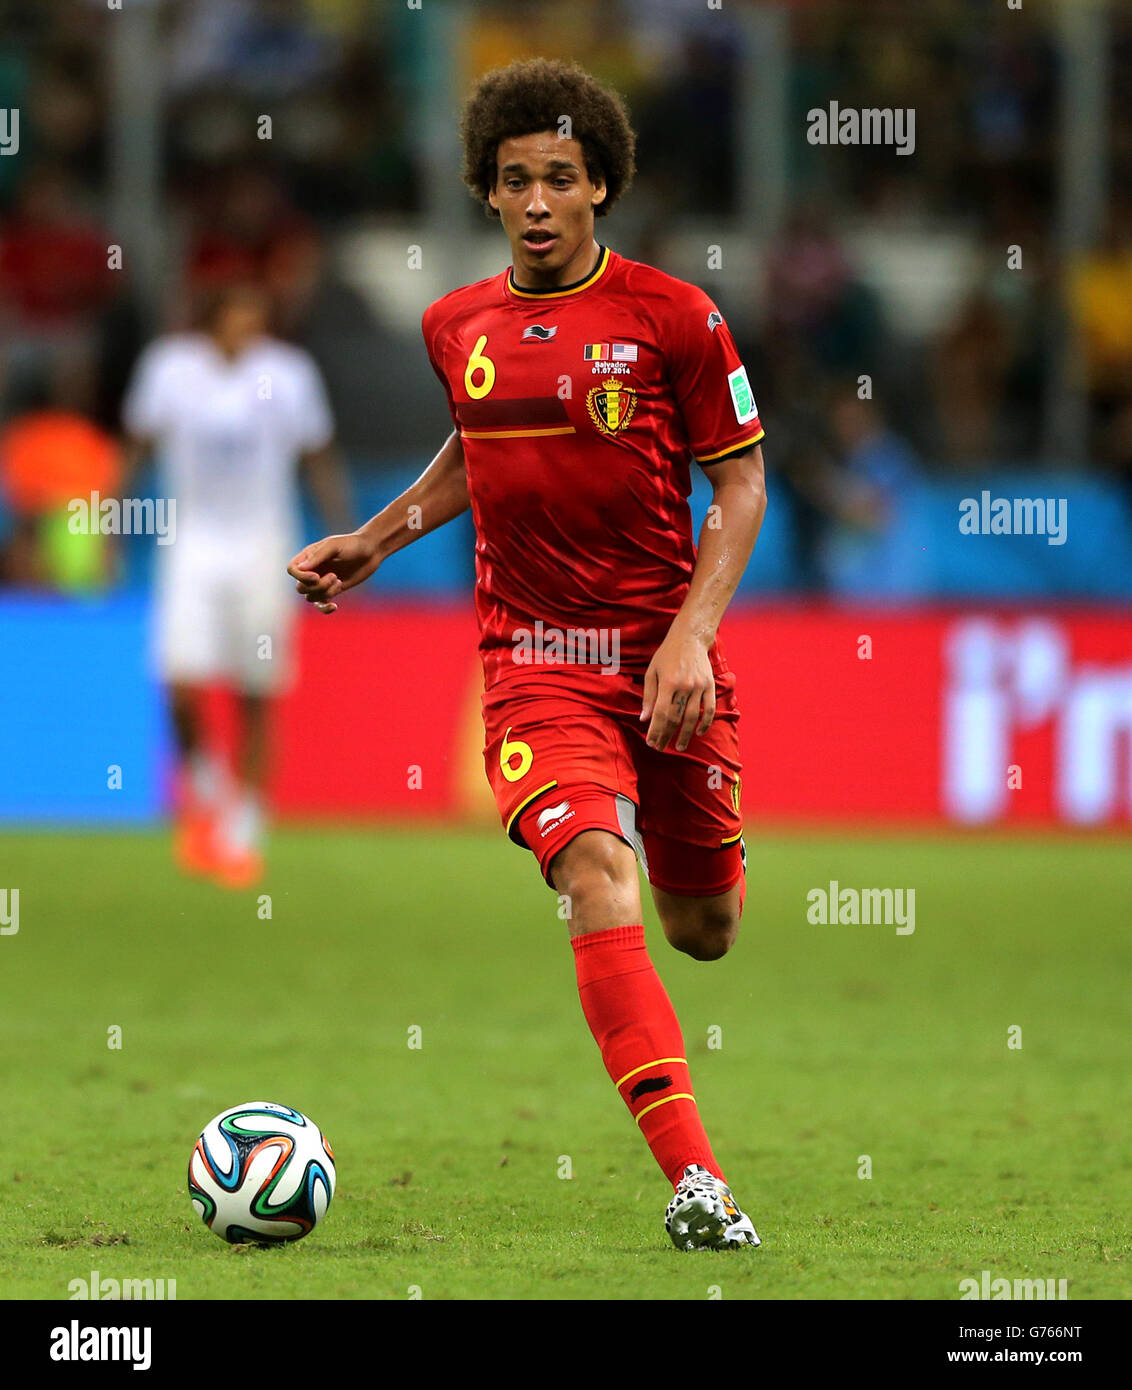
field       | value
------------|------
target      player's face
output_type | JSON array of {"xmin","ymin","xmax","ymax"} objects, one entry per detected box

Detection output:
[
  {"xmin": 488, "ymin": 132, "xmax": 607, "ymax": 285},
  {"xmin": 212, "ymin": 293, "xmax": 269, "ymax": 356}
]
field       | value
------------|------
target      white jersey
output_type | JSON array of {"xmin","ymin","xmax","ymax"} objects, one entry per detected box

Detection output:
[{"xmin": 122, "ymin": 332, "xmax": 334, "ymax": 556}]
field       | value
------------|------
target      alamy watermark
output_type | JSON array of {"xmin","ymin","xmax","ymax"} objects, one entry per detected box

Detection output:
[
  {"xmin": 512, "ymin": 620, "xmax": 620, "ymax": 676},
  {"xmin": 806, "ymin": 881, "xmax": 915, "ymax": 935},
  {"xmin": 807, "ymin": 101, "xmax": 915, "ymax": 156},
  {"xmin": 50, "ymin": 1320, "xmax": 152, "ymax": 1370},
  {"xmin": 958, "ymin": 1271, "xmax": 1068, "ymax": 1301},
  {"xmin": 68, "ymin": 1269, "xmax": 176, "ymax": 1300},
  {"xmin": 959, "ymin": 492, "xmax": 1067, "ymax": 546},
  {"xmin": 68, "ymin": 493, "xmax": 176, "ymax": 546},
  {"xmin": 0, "ymin": 108, "xmax": 18, "ymax": 156}
]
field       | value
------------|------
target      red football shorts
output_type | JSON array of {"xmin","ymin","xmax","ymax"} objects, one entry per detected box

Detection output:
[{"xmin": 481, "ymin": 665, "xmax": 744, "ymax": 897}]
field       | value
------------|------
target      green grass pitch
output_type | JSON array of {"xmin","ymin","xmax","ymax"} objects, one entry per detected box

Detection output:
[{"xmin": 1, "ymin": 826, "xmax": 1128, "ymax": 1300}]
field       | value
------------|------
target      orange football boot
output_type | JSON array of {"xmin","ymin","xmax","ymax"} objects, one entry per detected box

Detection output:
[
  {"xmin": 209, "ymin": 844, "xmax": 265, "ymax": 890},
  {"xmin": 174, "ymin": 806, "xmax": 220, "ymax": 877}
]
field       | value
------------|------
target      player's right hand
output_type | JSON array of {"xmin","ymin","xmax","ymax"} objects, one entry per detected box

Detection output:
[{"xmin": 286, "ymin": 533, "xmax": 381, "ymax": 613}]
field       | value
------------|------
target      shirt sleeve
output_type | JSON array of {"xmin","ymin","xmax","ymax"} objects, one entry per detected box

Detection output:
[
  {"xmin": 422, "ymin": 304, "xmax": 460, "ymax": 431},
  {"xmin": 662, "ymin": 285, "xmax": 765, "ymax": 465},
  {"xmin": 121, "ymin": 343, "xmax": 171, "ymax": 441},
  {"xmin": 292, "ymin": 353, "xmax": 335, "ymax": 453}
]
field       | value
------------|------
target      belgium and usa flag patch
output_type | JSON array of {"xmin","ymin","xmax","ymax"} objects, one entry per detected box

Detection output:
[{"xmin": 583, "ymin": 342, "xmax": 638, "ymax": 362}]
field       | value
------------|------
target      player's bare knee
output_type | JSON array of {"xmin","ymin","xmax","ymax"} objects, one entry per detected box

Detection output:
[
  {"xmin": 678, "ymin": 924, "xmax": 738, "ymax": 962},
  {"xmin": 551, "ymin": 831, "xmax": 637, "ymax": 921},
  {"xmin": 550, "ymin": 828, "xmax": 642, "ymax": 939},
  {"xmin": 663, "ymin": 902, "xmax": 740, "ymax": 961},
  {"xmin": 699, "ymin": 916, "xmax": 739, "ymax": 961}
]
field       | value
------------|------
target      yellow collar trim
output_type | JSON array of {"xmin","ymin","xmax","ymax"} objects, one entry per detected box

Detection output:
[{"xmin": 507, "ymin": 246, "xmax": 611, "ymax": 300}]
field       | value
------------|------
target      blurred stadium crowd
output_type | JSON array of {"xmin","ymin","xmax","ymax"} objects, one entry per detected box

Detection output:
[{"xmin": 1, "ymin": 0, "xmax": 1130, "ymax": 598}]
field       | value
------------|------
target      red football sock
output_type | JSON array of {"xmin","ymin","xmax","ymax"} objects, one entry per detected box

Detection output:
[{"xmin": 571, "ymin": 923, "xmax": 724, "ymax": 1188}]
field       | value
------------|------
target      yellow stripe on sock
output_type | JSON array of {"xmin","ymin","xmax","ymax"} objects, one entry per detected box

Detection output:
[
  {"xmin": 635, "ymin": 1093, "xmax": 696, "ymax": 1125},
  {"xmin": 615, "ymin": 1057, "xmax": 687, "ymax": 1090}
]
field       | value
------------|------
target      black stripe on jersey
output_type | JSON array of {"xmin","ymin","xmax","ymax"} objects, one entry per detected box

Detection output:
[
  {"xmin": 695, "ymin": 433, "xmax": 766, "ymax": 466},
  {"xmin": 458, "ymin": 396, "xmax": 572, "ymax": 428}
]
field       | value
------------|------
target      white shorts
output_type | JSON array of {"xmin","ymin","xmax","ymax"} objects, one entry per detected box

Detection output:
[{"xmin": 152, "ymin": 540, "xmax": 297, "ymax": 696}]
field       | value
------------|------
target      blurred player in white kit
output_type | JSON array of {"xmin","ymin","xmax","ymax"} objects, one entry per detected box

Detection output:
[{"xmin": 122, "ymin": 282, "xmax": 350, "ymax": 886}]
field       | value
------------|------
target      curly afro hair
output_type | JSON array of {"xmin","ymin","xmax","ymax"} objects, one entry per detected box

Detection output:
[{"xmin": 460, "ymin": 58, "xmax": 636, "ymax": 219}]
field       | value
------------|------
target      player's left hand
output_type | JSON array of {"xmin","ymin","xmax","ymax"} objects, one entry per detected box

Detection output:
[{"xmin": 640, "ymin": 627, "xmax": 716, "ymax": 752}]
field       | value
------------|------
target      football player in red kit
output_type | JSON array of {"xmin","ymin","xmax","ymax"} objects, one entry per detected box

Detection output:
[{"xmin": 289, "ymin": 59, "xmax": 768, "ymax": 1250}]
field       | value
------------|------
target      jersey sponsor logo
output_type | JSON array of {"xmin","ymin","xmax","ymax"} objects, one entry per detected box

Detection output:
[
  {"xmin": 707, "ymin": 311, "xmax": 723, "ymax": 332},
  {"xmin": 586, "ymin": 377, "xmax": 639, "ymax": 436},
  {"xmin": 727, "ymin": 365, "xmax": 758, "ymax": 425},
  {"xmin": 522, "ymin": 324, "xmax": 557, "ymax": 341},
  {"xmin": 536, "ymin": 799, "xmax": 572, "ymax": 835}
]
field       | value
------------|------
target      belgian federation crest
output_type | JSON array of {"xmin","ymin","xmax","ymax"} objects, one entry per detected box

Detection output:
[{"xmin": 586, "ymin": 377, "xmax": 638, "ymax": 436}]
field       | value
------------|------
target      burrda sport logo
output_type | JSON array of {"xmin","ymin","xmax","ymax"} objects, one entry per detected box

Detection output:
[{"xmin": 536, "ymin": 800, "xmax": 574, "ymax": 838}]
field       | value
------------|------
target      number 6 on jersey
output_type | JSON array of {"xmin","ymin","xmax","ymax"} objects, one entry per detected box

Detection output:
[
  {"xmin": 500, "ymin": 726, "xmax": 533, "ymax": 782},
  {"xmin": 464, "ymin": 334, "xmax": 496, "ymax": 399}
]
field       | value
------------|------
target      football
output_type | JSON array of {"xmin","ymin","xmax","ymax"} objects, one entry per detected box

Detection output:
[{"xmin": 188, "ymin": 1102, "xmax": 336, "ymax": 1244}]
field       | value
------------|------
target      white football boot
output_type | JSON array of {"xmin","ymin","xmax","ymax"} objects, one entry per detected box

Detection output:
[{"xmin": 665, "ymin": 1164, "xmax": 761, "ymax": 1251}]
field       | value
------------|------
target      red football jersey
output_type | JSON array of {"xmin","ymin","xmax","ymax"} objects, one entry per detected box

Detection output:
[{"xmin": 421, "ymin": 245, "xmax": 764, "ymax": 688}]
